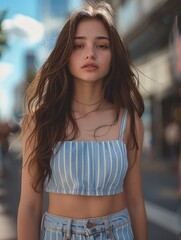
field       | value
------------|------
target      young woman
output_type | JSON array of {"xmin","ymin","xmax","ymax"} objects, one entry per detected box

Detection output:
[{"xmin": 17, "ymin": 2, "xmax": 147, "ymax": 240}]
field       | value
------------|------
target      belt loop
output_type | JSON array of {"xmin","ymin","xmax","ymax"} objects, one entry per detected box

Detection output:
[
  {"xmin": 103, "ymin": 217, "xmax": 112, "ymax": 239},
  {"xmin": 83, "ymin": 219, "xmax": 90, "ymax": 236},
  {"xmin": 40, "ymin": 212, "xmax": 47, "ymax": 240},
  {"xmin": 65, "ymin": 218, "xmax": 72, "ymax": 240},
  {"xmin": 41, "ymin": 212, "xmax": 46, "ymax": 230}
]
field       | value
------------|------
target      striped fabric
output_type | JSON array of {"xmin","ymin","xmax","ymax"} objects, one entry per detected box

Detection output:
[{"xmin": 45, "ymin": 111, "xmax": 128, "ymax": 196}]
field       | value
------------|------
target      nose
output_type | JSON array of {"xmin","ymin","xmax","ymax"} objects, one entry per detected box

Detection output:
[{"xmin": 85, "ymin": 45, "xmax": 96, "ymax": 60}]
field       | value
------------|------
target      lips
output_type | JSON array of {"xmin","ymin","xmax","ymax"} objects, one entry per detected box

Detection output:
[{"xmin": 81, "ymin": 63, "xmax": 98, "ymax": 70}]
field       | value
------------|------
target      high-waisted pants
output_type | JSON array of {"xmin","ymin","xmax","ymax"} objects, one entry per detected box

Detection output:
[{"xmin": 41, "ymin": 208, "xmax": 134, "ymax": 240}]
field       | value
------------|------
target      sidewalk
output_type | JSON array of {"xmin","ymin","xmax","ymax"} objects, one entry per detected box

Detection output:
[
  {"xmin": 0, "ymin": 152, "xmax": 21, "ymax": 240},
  {"xmin": 141, "ymin": 157, "xmax": 180, "ymax": 239},
  {"xmin": 141, "ymin": 158, "xmax": 179, "ymax": 211}
]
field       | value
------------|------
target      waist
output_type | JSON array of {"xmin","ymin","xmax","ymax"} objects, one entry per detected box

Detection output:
[
  {"xmin": 48, "ymin": 192, "xmax": 127, "ymax": 218},
  {"xmin": 42, "ymin": 208, "xmax": 131, "ymax": 237}
]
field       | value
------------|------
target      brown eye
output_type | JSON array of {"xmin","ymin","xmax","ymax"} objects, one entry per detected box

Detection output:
[
  {"xmin": 73, "ymin": 44, "xmax": 84, "ymax": 50},
  {"xmin": 97, "ymin": 44, "xmax": 109, "ymax": 49}
]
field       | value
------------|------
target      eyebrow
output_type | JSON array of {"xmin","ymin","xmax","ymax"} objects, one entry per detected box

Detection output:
[{"xmin": 74, "ymin": 36, "xmax": 109, "ymax": 40}]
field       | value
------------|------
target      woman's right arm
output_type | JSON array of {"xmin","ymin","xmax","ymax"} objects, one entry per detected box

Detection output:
[{"xmin": 17, "ymin": 115, "xmax": 43, "ymax": 240}]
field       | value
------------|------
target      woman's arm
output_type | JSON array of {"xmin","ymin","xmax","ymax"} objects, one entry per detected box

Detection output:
[
  {"xmin": 124, "ymin": 113, "xmax": 148, "ymax": 240},
  {"xmin": 17, "ymin": 115, "xmax": 43, "ymax": 240}
]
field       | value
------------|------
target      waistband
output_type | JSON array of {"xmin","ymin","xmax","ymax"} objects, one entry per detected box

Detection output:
[{"xmin": 41, "ymin": 209, "xmax": 130, "ymax": 239}]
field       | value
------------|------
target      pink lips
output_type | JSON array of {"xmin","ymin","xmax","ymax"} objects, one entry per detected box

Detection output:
[{"xmin": 81, "ymin": 63, "xmax": 98, "ymax": 71}]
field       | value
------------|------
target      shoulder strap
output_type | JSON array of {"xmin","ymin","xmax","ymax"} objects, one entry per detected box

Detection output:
[{"xmin": 120, "ymin": 110, "xmax": 128, "ymax": 140}]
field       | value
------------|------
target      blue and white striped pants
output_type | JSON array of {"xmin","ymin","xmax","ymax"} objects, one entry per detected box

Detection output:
[{"xmin": 41, "ymin": 209, "xmax": 133, "ymax": 240}]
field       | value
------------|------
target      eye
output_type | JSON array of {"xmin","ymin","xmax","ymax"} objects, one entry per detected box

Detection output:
[
  {"xmin": 73, "ymin": 44, "xmax": 84, "ymax": 50},
  {"xmin": 97, "ymin": 44, "xmax": 109, "ymax": 49}
]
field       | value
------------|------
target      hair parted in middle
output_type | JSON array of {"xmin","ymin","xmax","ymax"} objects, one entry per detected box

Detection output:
[{"xmin": 23, "ymin": 1, "xmax": 144, "ymax": 191}]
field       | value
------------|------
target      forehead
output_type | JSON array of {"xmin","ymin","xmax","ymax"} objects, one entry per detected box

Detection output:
[{"xmin": 75, "ymin": 19, "xmax": 109, "ymax": 37}]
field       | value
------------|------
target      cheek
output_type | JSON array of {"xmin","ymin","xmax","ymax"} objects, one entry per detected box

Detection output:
[
  {"xmin": 68, "ymin": 55, "xmax": 76, "ymax": 73},
  {"xmin": 104, "ymin": 56, "xmax": 112, "ymax": 75},
  {"xmin": 105, "ymin": 54, "xmax": 112, "ymax": 69},
  {"xmin": 105, "ymin": 50, "xmax": 111, "ymax": 62}
]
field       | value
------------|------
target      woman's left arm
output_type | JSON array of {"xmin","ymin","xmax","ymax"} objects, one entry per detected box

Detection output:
[{"xmin": 124, "ymin": 114, "xmax": 148, "ymax": 240}]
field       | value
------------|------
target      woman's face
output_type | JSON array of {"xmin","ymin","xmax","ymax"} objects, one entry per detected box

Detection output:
[{"xmin": 68, "ymin": 19, "xmax": 111, "ymax": 84}]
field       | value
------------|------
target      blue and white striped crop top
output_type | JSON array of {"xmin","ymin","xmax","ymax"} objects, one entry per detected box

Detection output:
[{"xmin": 45, "ymin": 111, "xmax": 128, "ymax": 196}]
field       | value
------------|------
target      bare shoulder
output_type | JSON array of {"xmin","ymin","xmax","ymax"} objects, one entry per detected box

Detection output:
[
  {"xmin": 21, "ymin": 112, "xmax": 36, "ymax": 153},
  {"xmin": 124, "ymin": 111, "xmax": 144, "ymax": 146},
  {"xmin": 21, "ymin": 112, "xmax": 36, "ymax": 136},
  {"xmin": 21, "ymin": 112, "xmax": 35, "ymax": 132},
  {"xmin": 134, "ymin": 112, "xmax": 144, "ymax": 137}
]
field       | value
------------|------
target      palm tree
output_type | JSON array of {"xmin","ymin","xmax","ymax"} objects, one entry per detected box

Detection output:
[{"xmin": 0, "ymin": 10, "xmax": 7, "ymax": 58}]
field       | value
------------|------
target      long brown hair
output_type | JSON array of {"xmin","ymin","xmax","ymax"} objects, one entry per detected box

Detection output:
[{"xmin": 22, "ymin": 1, "xmax": 144, "ymax": 192}]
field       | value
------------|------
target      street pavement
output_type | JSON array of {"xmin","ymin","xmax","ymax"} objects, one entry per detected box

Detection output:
[
  {"xmin": 0, "ymin": 151, "xmax": 21, "ymax": 240},
  {"xmin": 141, "ymin": 158, "xmax": 180, "ymax": 240},
  {"xmin": 0, "ymin": 143, "xmax": 180, "ymax": 240}
]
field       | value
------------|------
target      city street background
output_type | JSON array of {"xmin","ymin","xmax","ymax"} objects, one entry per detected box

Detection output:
[{"xmin": 0, "ymin": 0, "xmax": 181, "ymax": 239}]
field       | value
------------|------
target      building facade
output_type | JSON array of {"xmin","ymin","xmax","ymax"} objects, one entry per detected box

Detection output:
[{"xmin": 116, "ymin": 0, "xmax": 181, "ymax": 160}]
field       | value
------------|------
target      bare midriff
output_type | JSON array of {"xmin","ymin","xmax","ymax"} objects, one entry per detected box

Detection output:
[{"xmin": 48, "ymin": 192, "xmax": 127, "ymax": 218}]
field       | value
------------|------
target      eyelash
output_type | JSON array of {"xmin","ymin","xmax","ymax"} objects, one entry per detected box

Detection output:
[
  {"xmin": 98, "ymin": 44, "xmax": 109, "ymax": 49},
  {"xmin": 73, "ymin": 44, "xmax": 84, "ymax": 50},
  {"xmin": 73, "ymin": 44, "xmax": 109, "ymax": 50}
]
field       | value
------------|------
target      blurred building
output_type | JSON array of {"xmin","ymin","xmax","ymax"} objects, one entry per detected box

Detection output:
[
  {"xmin": 115, "ymin": 0, "xmax": 181, "ymax": 159},
  {"xmin": 38, "ymin": 0, "xmax": 82, "ymax": 61},
  {"xmin": 15, "ymin": 0, "xmax": 85, "ymax": 117}
]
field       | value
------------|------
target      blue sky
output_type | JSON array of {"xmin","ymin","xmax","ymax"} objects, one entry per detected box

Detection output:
[
  {"xmin": 0, "ymin": 0, "xmax": 82, "ymax": 120},
  {"xmin": 0, "ymin": 0, "xmax": 39, "ymax": 120},
  {"xmin": 0, "ymin": 0, "xmax": 38, "ymax": 19}
]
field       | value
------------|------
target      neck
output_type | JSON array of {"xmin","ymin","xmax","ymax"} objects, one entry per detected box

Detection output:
[
  {"xmin": 73, "ymin": 98, "xmax": 103, "ymax": 106},
  {"xmin": 72, "ymin": 79, "xmax": 105, "ymax": 114},
  {"xmin": 72, "ymin": 98, "xmax": 105, "ymax": 116},
  {"xmin": 73, "ymin": 80, "xmax": 103, "ymax": 103}
]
